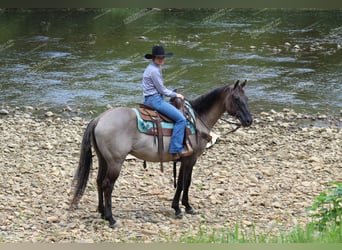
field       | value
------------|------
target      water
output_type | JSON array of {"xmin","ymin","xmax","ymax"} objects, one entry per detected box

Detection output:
[{"xmin": 0, "ymin": 9, "xmax": 341, "ymax": 116}]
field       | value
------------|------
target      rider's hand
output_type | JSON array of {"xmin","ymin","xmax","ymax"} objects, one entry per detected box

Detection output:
[{"xmin": 176, "ymin": 93, "xmax": 184, "ymax": 100}]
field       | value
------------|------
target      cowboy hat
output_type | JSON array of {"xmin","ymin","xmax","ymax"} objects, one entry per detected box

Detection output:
[{"xmin": 144, "ymin": 45, "xmax": 173, "ymax": 59}]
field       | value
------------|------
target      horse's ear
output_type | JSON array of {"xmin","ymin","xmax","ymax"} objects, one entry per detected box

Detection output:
[
  {"xmin": 241, "ymin": 79, "xmax": 247, "ymax": 88},
  {"xmin": 233, "ymin": 80, "xmax": 239, "ymax": 90}
]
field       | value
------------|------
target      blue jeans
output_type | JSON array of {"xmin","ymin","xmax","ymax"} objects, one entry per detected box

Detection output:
[{"xmin": 144, "ymin": 94, "xmax": 186, "ymax": 154}]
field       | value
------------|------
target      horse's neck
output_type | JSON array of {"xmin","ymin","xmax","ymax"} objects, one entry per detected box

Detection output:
[
  {"xmin": 192, "ymin": 85, "xmax": 231, "ymax": 131},
  {"xmin": 200, "ymin": 102, "xmax": 226, "ymax": 130}
]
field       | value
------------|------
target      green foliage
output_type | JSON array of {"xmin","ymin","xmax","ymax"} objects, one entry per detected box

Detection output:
[
  {"xmin": 180, "ymin": 222, "xmax": 342, "ymax": 243},
  {"xmin": 180, "ymin": 182, "xmax": 342, "ymax": 243},
  {"xmin": 307, "ymin": 182, "xmax": 342, "ymax": 231}
]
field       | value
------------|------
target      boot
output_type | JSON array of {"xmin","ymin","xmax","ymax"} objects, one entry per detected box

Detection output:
[{"xmin": 172, "ymin": 139, "xmax": 193, "ymax": 160}]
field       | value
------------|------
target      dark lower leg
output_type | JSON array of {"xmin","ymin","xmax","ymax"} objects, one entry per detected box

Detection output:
[
  {"xmin": 181, "ymin": 165, "xmax": 198, "ymax": 215},
  {"xmin": 171, "ymin": 166, "xmax": 184, "ymax": 218},
  {"xmin": 97, "ymin": 186, "xmax": 104, "ymax": 218},
  {"xmin": 96, "ymin": 159, "xmax": 107, "ymax": 218},
  {"xmin": 103, "ymin": 181, "xmax": 116, "ymax": 226}
]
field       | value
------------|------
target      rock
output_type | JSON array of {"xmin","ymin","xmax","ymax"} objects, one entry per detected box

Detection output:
[
  {"xmin": 71, "ymin": 117, "xmax": 82, "ymax": 121},
  {"xmin": 272, "ymin": 202, "xmax": 282, "ymax": 208},
  {"xmin": 243, "ymin": 220, "xmax": 253, "ymax": 226},
  {"xmin": 301, "ymin": 181, "xmax": 312, "ymax": 187},
  {"xmin": 106, "ymin": 104, "xmax": 113, "ymax": 109},
  {"xmin": 0, "ymin": 213, "xmax": 7, "ymax": 225},
  {"xmin": 266, "ymin": 117, "xmax": 274, "ymax": 122},
  {"xmin": 42, "ymin": 143, "xmax": 53, "ymax": 150},
  {"xmin": 46, "ymin": 216, "xmax": 59, "ymax": 223},
  {"xmin": 0, "ymin": 109, "xmax": 9, "ymax": 115},
  {"xmin": 45, "ymin": 111, "xmax": 54, "ymax": 117},
  {"xmin": 260, "ymin": 167, "xmax": 273, "ymax": 176},
  {"xmin": 317, "ymin": 114, "xmax": 327, "ymax": 120},
  {"xmin": 24, "ymin": 106, "xmax": 34, "ymax": 111},
  {"xmin": 63, "ymin": 106, "xmax": 72, "ymax": 112},
  {"xmin": 76, "ymin": 239, "xmax": 95, "ymax": 243},
  {"xmin": 215, "ymin": 188, "xmax": 225, "ymax": 195},
  {"xmin": 0, "ymin": 107, "xmax": 340, "ymax": 243},
  {"xmin": 308, "ymin": 156, "xmax": 321, "ymax": 163}
]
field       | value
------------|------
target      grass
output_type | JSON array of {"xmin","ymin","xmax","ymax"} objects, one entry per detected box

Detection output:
[
  {"xmin": 180, "ymin": 182, "xmax": 342, "ymax": 243},
  {"xmin": 179, "ymin": 222, "xmax": 341, "ymax": 243}
]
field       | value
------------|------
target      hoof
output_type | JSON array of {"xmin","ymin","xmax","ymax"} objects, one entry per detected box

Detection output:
[
  {"xmin": 106, "ymin": 216, "xmax": 118, "ymax": 228},
  {"xmin": 186, "ymin": 207, "xmax": 199, "ymax": 215},
  {"xmin": 175, "ymin": 209, "xmax": 183, "ymax": 219},
  {"xmin": 175, "ymin": 212, "xmax": 183, "ymax": 219},
  {"xmin": 109, "ymin": 220, "xmax": 120, "ymax": 229}
]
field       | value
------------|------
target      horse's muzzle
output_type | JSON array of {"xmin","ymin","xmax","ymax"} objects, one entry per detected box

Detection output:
[{"xmin": 238, "ymin": 112, "xmax": 253, "ymax": 127}]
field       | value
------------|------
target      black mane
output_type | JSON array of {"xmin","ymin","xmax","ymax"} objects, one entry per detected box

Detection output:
[{"xmin": 189, "ymin": 85, "xmax": 230, "ymax": 116}]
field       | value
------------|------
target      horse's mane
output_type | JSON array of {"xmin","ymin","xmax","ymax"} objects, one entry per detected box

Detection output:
[{"xmin": 189, "ymin": 85, "xmax": 230, "ymax": 116}]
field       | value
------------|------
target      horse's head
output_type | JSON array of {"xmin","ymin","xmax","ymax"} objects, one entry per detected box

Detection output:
[{"xmin": 225, "ymin": 80, "xmax": 253, "ymax": 127}]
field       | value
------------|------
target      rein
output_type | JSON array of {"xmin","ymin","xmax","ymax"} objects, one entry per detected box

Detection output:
[
  {"xmin": 182, "ymin": 98, "xmax": 212, "ymax": 143},
  {"xmin": 191, "ymin": 109, "xmax": 212, "ymax": 143},
  {"xmin": 193, "ymin": 107, "xmax": 242, "ymax": 138},
  {"xmin": 219, "ymin": 116, "xmax": 242, "ymax": 135}
]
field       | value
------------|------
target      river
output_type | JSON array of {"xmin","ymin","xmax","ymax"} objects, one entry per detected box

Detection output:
[{"xmin": 0, "ymin": 9, "xmax": 341, "ymax": 116}]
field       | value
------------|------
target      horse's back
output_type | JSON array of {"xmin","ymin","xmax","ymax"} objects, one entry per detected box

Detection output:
[
  {"xmin": 97, "ymin": 106, "xmax": 135, "ymax": 126},
  {"xmin": 93, "ymin": 107, "xmax": 138, "ymax": 158}
]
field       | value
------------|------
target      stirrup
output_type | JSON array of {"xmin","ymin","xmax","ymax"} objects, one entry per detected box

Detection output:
[
  {"xmin": 172, "ymin": 141, "xmax": 193, "ymax": 160},
  {"xmin": 185, "ymin": 140, "xmax": 193, "ymax": 154}
]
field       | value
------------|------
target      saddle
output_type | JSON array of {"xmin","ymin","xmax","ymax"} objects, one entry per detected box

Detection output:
[
  {"xmin": 135, "ymin": 98, "xmax": 196, "ymax": 172},
  {"xmin": 137, "ymin": 105, "xmax": 193, "ymax": 137}
]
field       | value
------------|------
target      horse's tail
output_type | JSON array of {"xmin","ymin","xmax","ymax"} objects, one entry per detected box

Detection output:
[{"xmin": 70, "ymin": 118, "xmax": 98, "ymax": 209}]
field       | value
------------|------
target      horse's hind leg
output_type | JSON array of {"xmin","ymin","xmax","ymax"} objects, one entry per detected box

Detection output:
[
  {"xmin": 96, "ymin": 155, "xmax": 107, "ymax": 219},
  {"xmin": 102, "ymin": 159, "xmax": 123, "ymax": 228}
]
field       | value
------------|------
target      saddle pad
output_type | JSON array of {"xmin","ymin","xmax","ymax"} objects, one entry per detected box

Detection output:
[{"xmin": 132, "ymin": 105, "xmax": 196, "ymax": 136}]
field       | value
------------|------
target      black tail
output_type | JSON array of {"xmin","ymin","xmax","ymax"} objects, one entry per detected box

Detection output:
[{"xmin": 70, "ymin": 118, "xmax": 97, "ymax": 209}]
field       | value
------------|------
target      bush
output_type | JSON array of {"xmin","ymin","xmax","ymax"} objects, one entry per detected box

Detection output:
[{"xmin": 307, "ymin": 182, "xmax": 342, "ymax": 231}]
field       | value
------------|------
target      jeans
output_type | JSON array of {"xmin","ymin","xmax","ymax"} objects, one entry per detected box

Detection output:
[{"xmin": 144, "ymin": 94, "xmax": 186, "ymax": 154}]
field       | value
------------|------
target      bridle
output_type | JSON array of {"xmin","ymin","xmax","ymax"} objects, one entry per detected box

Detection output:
[
  {"xmin": 219, "ymin": 87, "xmax": 243, "ymax": 135},
  {"xmin": 219, "ymin": 116, "xmax": 241, "ymax": 135}
]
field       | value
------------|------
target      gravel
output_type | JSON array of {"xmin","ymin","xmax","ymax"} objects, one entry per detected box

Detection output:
[{"xmin": 0, "ymin": 106, "xmax": 341, "ymax": 242}]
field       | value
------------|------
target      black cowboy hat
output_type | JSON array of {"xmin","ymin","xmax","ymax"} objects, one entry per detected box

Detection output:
[{"xmin": 144, "ymin": 45, "xmax": 173, "ymax": 59}]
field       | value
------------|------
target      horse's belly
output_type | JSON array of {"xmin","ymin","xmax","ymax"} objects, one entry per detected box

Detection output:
[{"xmin": 130, "ymin": 135, "xmax": 175, "ymax": 162}]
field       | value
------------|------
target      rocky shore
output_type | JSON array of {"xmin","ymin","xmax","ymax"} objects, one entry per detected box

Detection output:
[{"xmin": 0, "ymin": 106, "xmax": 341, "ymax": 242}]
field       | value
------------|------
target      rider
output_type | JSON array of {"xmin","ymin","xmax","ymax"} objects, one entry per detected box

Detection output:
[{"xmin": 142, "ymin": 45, "xmax": 192, "ymax": 159}]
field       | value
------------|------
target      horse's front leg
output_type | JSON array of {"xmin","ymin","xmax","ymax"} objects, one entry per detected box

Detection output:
[
  {"xmin": 181, "ymin": 162, "xmax": 199, "ymax": 215},
  {"xmin": 171, "ymin": 158, "xmax": 198, "ymax": 218},
  {"xmin": 171, "ymin": 164, "xmax": 184, "ymax": 219}
]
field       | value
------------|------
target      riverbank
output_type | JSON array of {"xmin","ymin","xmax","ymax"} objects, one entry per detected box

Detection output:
[{"xmin": 0, "ymin": 107, "xmax": 341, "ymax": 242}]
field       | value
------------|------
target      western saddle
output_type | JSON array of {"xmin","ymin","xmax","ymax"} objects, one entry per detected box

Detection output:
[{"xmin": 136, "ymin": 97, "xmax": 196, "ymax": 172}]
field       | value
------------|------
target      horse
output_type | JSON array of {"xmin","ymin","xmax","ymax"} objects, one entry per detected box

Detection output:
[{"xmin": 70, "ymin": 80, "xmax": 253, "ymax": 228}]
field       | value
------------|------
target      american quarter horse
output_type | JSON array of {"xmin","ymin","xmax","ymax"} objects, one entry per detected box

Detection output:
[{"xmin": 70, "ymin": 80, "xmax": 253, "ymax": 228}]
